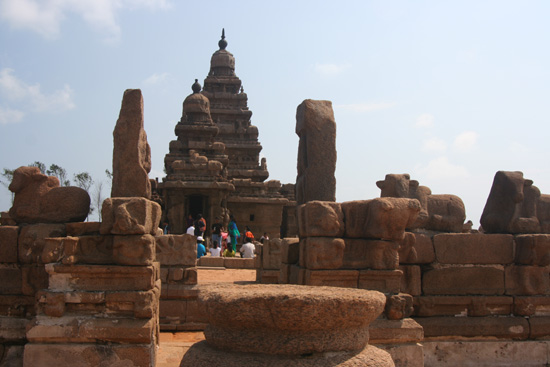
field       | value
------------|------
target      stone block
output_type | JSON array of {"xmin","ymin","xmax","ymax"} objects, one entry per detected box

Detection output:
[
  {"xmin": 385, "ymin": 293, "xmax": 414, "ymax": 320},
  {"xmin": 261, "ymin": 238, "xmax": 282, "ymax": 270},
  {"xmin": 42, "ymin": 236, "xmax": 78, "ymax": 264},
  {"xmin": 505, "ymin": 265, "xmax": 550, "ymax": 295},
  {"xmin": 414, "ymin": 296, "xmax": 514, "ymax": 317},
  {"xmin": 18, "ymin": 223, "xmax": 65, "ymax": 264},
  {"xmin": 183, "ymin": 267, "xmax": 198, "ymax": 285},
  {"xmin": 279, "ymin": 263, "xmax": 290, "ymax": 284},
  {"xmin": 529, "ymin": 317, "xmax": 550, "ymax": 339},
  {"xmin": 113, "ymin": 234, "xmax": 155, "ymax": 265},
  {"xmin": 358, "ymin": 269, "xmax": 403, "ymax": 293},
  {"xmin": 224, "ymin": 258, "xmax": 255, "ymax": 269},
  {"xmin": 159, "ymin": 299, "xmax": 187, "ymax": 321},
  {"xmin": 155, "ymin": 234, "xmax": 196, "ymax": 266},
  {"xmin": 100, "ymin": 197, "xmax": 161, "ymax": 235},
  {"xmin": 288, "ymin": 265, "xmax": 305, "ymax": 285},
  {"xmin": 399, "ymin": 232, "xmax": 435, "ymax": 264},
  {"xmin": 369, "ymin": 318, "xmax": 424, "ymax": 344},
  {"xmin": 160, "ymin": 284, "xmax": 199, "ymax": 300},
  {"xmin": 515, "ymin": 234, "xmax": 550, "ymax": 266},
  {"xmin": 0, "ymin": 264, "xmax": 22, "ymax": 295},
  {"xmin": 0, "ymin": 345, "xmax": 24, "ymax": 367},
  {"xmin": 186, "ymin": 298, "xmax": 208, "ymax": 324},
  {"xmin": 259, "ymin": 269, "xmax": 280, "ymax": 284},
  {"xmin": 198, "ymin": 256, "xmax": 224, "ymax": 267},
  {"xmin": 399, "ymin": 265, "xmax": 421, "ymax": 296},
  {"xmin": 0, "ymin": 316, "xmax": 28, "ymax": 342},
  {"xmin": 342, "ymin": 239, "xmax": 399, "ymax": 270},
  {"xmin": 434, "ymin": 233, "xmax": 514, "ymax": 264},
  {"xmin": 342, "ymin": 198, "xmax": 420, "ymax": 241},
  {"xmin": 105, "ymin": 289, "xmax": 159, "ymax": 319},
  {"xmin": 65, "ymin": 221, "xmax": 100, "ymax": 236},
  {"xmin": 304, "ymin": 269, "xmax": 359, "ymax": 288},
  {"xmin": 377, "ymin": 343, "xmax": 424, "ymax": 367},
  {"xmin": 297, "ymin": 201, "xmax": 344, "ymax": 238},
  {"xmin": 23, "ymin": 343, "xmax": 155, "ymax": 366},
  {"xmin": 0, "ymin": 295, "xmax": 35, "ymax": 317},
  {"xmin": 514, "ymin": 296, "xmax": 550, "ymax": 316},
  {"xmin": 416, "ymin": 316, "xmax": 529, "ymax": 340},
  {"xmin": 46, "ymin": 263, "xmax": 158, "ymax": 292},
  {"xmin": 280, "ymin": 237, "xmax": 300, "ymax": 264},
  {"xmin": 21, "ymin": 264, "xmax": 48, "ymax": 296},
  {"xmin": 0, "ymin": 226, "xmax": 18, "ymax": 263},
  {"xmin": 423, "ymin": 266, "xmax": 505, "ymax": 295},
  {"xmin": 300, "ymin": 237, "xmax": 345, "ymax": 270}
]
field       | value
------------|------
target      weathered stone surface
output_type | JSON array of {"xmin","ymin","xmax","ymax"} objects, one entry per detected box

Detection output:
[
  {"xmin": 280, "ymin": 237, "xmax": 300, "ymax": 264},
  {"xmin": 0, "ymin": 225, "xmax": 18, "ymax": 263},
  {"xmin": 400, "ymin": 232, "xmax": 435, "ymax": 264},
  {"xmin": 369, "ymin": 318, "xmax": 424, "ymax": 344},
  {"xmin": 0, "ymin": 316, "xmax": 27, "ymax": 342},
  {"xmin": 385, "ymin": 293, "xmax": 414, "ymax": 320},
  {"xmin": 21, "ymin": 264, "xmax": 48, "ymax": 296},
  {"xmin": 288, "ymin": 265, "xmax": 305, "ymax": 285},
  {"xmin": 0, "ymin": 264, "xmax": 22, "ymax": 294},
  {"xmin": 515, "ymin": 296, "xmax": 550, "ymax": 316},
  {"xmin": 156, "ymin": 234, "xmax": 196, "ymax": 266},
  {"xmin": 358, "ymin": 269, "xmax": 403, "ymax": 293},
  {"xmin": 295, "ymin": 100, "xmax": 337, "ymax": 205},
  {"xmin": 505, "ymin": 265, "xmax": 550, "ymax": 295},
  {"xmin": 0, "ymin": 345, "xmax": 24, "ymax": 367},
  {"xmin": 433, "ymin": 233, "xmax": 514, "ymax": 264},
  {"xmin": 304, "ymin": 269, "xmax": 359, "ymax": 288},
  {"xmin": 342, "ymin": 198, "xmax": 420, "ymax": 241},
  {"xmin": 18, "ymin": 223, "xmax": 66, "ymax": 264},
  {"xmin": 199, "ymin": 284, "xmax": 385, "ymax": 355},
  {"xmin": 423, "ymin": 340, "xmax": 550, "ymax": 367},
  {"xmin": 377, "ymin": 343, "xmax": 424, "ymax": 367},
  {"xmin": 0, "ymin": 295, "xmax": 35, "ymax": 317},
  {"xmin": 300, "ymin": 237, "xmax": 345, "ymax": 270},
  {"xmin": 46, "ymin": 263, "xmax": 158, "ymax": 292},
  {"xmin": 8, "ymin": 166, "xmax": 90, "ymax": 224},
  {"xmin": 23, "ymin": 343, "xmax": 155, "ymax": 366},
  {"xmin": 414, "ymin": 296, "xmax": 514, "ymax": 317},
  {"xmin": 224, "ymin": 257, "xmax": 255, "ymax": 269},
  {"xmin": 297, "ymin": 201, "xmax": 344, "ymax": 238},
  {"xmin": 417, "ymin": 316, "xmax": 529, "ymax": 340},
  {"xmin": 259, "ymin": 269, "xmax": 281, "ymax": 284},
  {"xmin": 262, "ymin": 238, "xmax": 282, "ymax": 270},
  {"xmin": 111, "ymin": 89, "xmax": 152, "ymax": 199},
  {"xmin": 423, "ymin": 266, "xmax": 505, "ymax": 295},
  {"xmin": 100, "ymin": 197, "xmax": 161, "ymax": 235},
  {"xmin": 198, "ymin": 256, "xmax": 224, "ymax": 267},
  {"xmin": 159, "ymin": 299, "xmax": 187, "ymax": 321},
  {"xmin": 42, "ymin": 236, "xmax": 78, "ymax": 264},
  {"xmin": 342, "ymin": 239, "xmax": 399, "ymax": 270},
  {"xmin": 160, "ymin": 284, "xmax": 199, "ymax": 300},
  {"xmin": 515, "ymin": 234, "xmax": 550, "ymax": 266},
  {"xmin": 529, "ymin": 317, "xmax": 550, "ymax": 339},
  {"xmin": 399, "ymin": 265, "xmax": 421, "ymax": 296},
  {"xmin": 65, "ymin": 222, "xmax": 101, "ymax": 236},
  {"xmin": 112, "ymin": 234, "xmax": 155, "ymax": 265},
  {"xmin": 186, "ymin": 298, "xmax": 208, "ymax": 324},
  {"xmin": 279, "ymin": 263, "xmax": 290, "ymax": 284},
  {"xmin": 181, "ymin": 341, "xmax": 394, "ymax": 367}
]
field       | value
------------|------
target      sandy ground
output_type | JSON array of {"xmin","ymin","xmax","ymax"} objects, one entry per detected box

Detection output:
[{"xmin": 157, "ymin": 268, "xmax": 258, "ymax": 367}]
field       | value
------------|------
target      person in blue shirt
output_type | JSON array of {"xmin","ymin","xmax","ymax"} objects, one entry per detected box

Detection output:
[{"xmin": 197, "ymin": 236, "xmax": 206, "ymax": 259}]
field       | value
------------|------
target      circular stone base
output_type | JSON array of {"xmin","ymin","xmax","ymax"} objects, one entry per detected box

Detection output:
[{"xmin": 180, "ymin": 341, "xmax": 395, "ymax": 367}]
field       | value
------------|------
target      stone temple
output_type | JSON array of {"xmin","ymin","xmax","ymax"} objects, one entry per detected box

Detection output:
[{"xmin": 158, "ymin": 30, "xmax": 296, "ymax": 237}]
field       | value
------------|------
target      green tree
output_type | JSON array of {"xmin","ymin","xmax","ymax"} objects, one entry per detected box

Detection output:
[
  {"xmin": 47, "ymin": 164, "xmax": 70, "ymax": 186},
  {"xmin": 29, "ymin": 161, "xmax": 46, "ymax": 174},
  {"xmin": 73, "ymin": 172, "xmax": 94, "ymax": 192}
]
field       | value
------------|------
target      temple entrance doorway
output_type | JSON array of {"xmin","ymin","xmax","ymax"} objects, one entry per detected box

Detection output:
[{"xmin": 187, "ymin": 195, "xmax": 206, "ymax": 220}]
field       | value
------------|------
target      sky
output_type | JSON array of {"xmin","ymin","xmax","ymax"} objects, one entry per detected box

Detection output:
[{"xmin": 0, "ymin": 0, "xmax": 549, "ymax": 227}]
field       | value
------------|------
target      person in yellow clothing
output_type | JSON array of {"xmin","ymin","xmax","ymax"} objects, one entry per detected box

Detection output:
[{"xmin": 222, "ymin": 246, "xmax": 236, "ymax": 257}]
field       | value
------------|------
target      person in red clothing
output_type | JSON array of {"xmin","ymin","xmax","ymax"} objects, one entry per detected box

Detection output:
[{"xmin": 244, "ymin": 226, "xmax": 254, "ymax": 243}]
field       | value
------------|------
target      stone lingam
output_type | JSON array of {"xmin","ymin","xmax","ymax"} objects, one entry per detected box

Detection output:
[{"xmin": 180, "ymin": 284, "xmax": 394, "ymax": 366}]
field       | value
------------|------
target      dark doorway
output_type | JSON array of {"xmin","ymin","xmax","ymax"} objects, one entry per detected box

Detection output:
[{"xmin": 187, "ymin": 195, "xmax": 205, "ymax": 220}]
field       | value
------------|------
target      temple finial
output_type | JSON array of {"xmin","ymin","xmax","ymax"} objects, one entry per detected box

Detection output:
[
  {"xmin": 218, "ymin": 28, "xmax": 228, "ymax": 50},
  {"xmin": 191, "ymin": 79, "xmax": 201, "ymax": 93}
]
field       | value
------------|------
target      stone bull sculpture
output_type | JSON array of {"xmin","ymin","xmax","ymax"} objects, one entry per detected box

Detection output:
[
  {"xmin": 9, "ymin": 166, "xmax": 90, "ymax": 224},
  {"xmin": 376, "ymin": 173, "xmax": 466, "ymax": 232},
  {"xmin": 480, "ymin": 170, "xmax": 550, "ymax": 234}
]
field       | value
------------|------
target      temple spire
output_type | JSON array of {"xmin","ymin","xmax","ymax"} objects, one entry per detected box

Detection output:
[{"xmin": 218, "ymin": 28, "xmax": 228, "ymax": 50}]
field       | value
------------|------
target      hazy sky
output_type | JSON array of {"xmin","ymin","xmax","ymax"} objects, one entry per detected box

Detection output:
[{"xmin": 0, "ymin": 0, "xmax": 549, "ymax": 226}]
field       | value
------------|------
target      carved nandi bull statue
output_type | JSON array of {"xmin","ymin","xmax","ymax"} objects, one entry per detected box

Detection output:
[
  {"xmin": 376, "ymin": 173, "xmax": 466, "ymax": 232},
  {"xmin": 480, "ymin": 171, "xmax": 550, "ymax": 233}
]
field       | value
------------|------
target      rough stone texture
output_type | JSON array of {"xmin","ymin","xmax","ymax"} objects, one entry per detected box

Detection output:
[
  {"xmin": 505, "ymin": 265, "xmax": 550, "ymax": 295},
  {"xmin": 100, "ymin": 197, "xmax": 161, "ymax": 235},
  {"xmin": 295, "ymin": 100, "xmax": 337, "ymax": 205},
  {"xmin": 358, "ymin": 269, "xmax": 403, "ymax": 294},
  {"xmin": 433, "ymin": 233, "xmax": 514, "ymax": 264},
  {"xmin": 113, "ymin": 234, "xmax": 155, "ymax": 266},
  {"xmin": 65, "ymin": 221, "xmax": 101, "ymax": 236},
  {"xmin": 280, "ymin": 238, "xmax": 300, "ymax": 264},
  {"xmin": 399, "ymin": 265, "xmax": 421, "ymax": 296},
  {"xmin": 156, "ymin": 234, "xmax": 196, "ymax": 266},
  {"xmin": 300, "ymin": 237, "xmax": 345, "ymax": 270},
  {"xmin": 417, "ymin": 316, "xmax": 529, "ymax": 340},
  {"xmin": 21, "ymin": 264, "xmax": 48, "ymax": 296},
  {"xmin": 262, "ymin": 238, "xmax": 282, "ymax": 270},
  {"xmin": 423, "ymin": 266, "xmax": 505, "ymax": 295},
  {"xmin": 342, "ymin": 198, "xmax": 420, "ymax": 241},
  {"xmin": 413, "ymin": 296, "xmax": 514, "ymax": 317},
  {"xmin": 181, "ymin": 341, "xmax": 394, "ymax": 367},
  {"xmin": 23, "ymin": 343, "xmax": 155, "ymax": 367},
  {"xmin": 515, "ymin": 296, "xmax": 550, "ymax": 316},
  {"xmin": 8, "ymin": 166, "xmax": 90, "ymax": 224},
  {"xmin": 529, "ymin": 317, "xmax": 550, "ymax": 339},
  {"xmin": 423, "ymin": 340, "xmax": 550, "ymax": 367},
  {"xmin": 198, "ymin": 256, "xmax": 224, "ymax": 267},
  {"xmin": 385, "ymin": 293, "xmax": 414, "ymax": 320},
  {"xmin": 342, "ymin": 239, "xmax": 399, "ymax": 270},
  {"xmin": 0, "ymin": 345, "xmax": 24, "ymax": 367},
  {"xmin": 515, "ymin": 234, "xmax": 550, "ymax": 266},
  {"xmin": 0, "ymin": 295, "xmax": 35, "ymax": 317},
  {"xmin": 0, "ymin": 264, "xmax": 22, "ymax": 294},
  {"xmin": 224, "ymin": 258, "xmax": 255, "ymax": 269},
  {"xmin": 18, "ymin": 223, "xmax": 66, "ymax": 264},
  {"xmin": 111, "ymin": 89, "xmax": 152, "ymax": 199},
  {"xmin": 377, "ymin": 343, "xmax": 424, "ymax": 367},
  {"xmin": 0, "ymin": 226, "xmax": 18, "ymax": 263},
  {"xmin": 369, "ymin": 318, "xmax": 424, "ymax": 344},
  {"xmin": 297, "ymin": 201, "xmax": 344, "ymax": 238},
  {"xmin": 288, "ymin": 265, "xmax": 305, "ymax": 285},
  {"xmin": 0, "ymin": 316, "xmax": 27, "ymax": 342},
  {"xmin": 399, "ymin": 232, "xmax": 435, "ymax": 264},
  {"xmin": 304, "ymin": 269, "xmax": 359, "ymax": 288},
  {"xmin": 259, "ymin": 269, "xmax": 280, "ymax": 284},
  {"xmin": 199, "ymin": 284, "xmax": 385, "ymax": 355}
]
